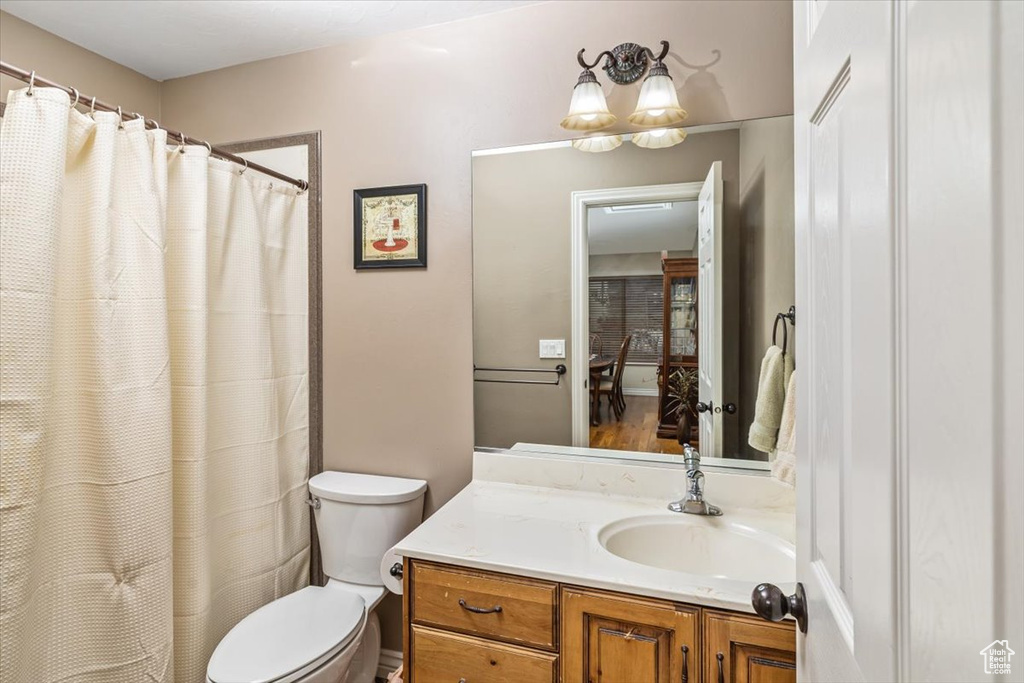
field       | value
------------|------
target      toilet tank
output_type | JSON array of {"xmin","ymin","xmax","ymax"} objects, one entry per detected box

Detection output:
[{"xmin": 308, "ymin": 471, "xmax": 427, "ymax": 585}]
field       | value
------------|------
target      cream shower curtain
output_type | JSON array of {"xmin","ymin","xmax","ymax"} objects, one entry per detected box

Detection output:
[{"xmin": 0, "ymin": 87, "xmax": 310, "ymax": 682}]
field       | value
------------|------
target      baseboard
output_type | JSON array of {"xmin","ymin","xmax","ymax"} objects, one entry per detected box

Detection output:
[
  {"xmin": 622, "ymin": 387, "xmax": 659, "ymax": 397},
  {"xmin": 377, "ymin": 648, "xmax": 403, "ymax": 680}
]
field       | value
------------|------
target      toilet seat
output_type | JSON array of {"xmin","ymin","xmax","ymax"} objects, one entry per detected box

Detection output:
[{"xmin": 207, "ymin": 585, "xmax": 366, "ymax": 683}]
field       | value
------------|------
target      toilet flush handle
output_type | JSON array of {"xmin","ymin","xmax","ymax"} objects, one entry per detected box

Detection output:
[{"xmin": 305, "ymin": 494, "xmax": 321, "ymax": 510}]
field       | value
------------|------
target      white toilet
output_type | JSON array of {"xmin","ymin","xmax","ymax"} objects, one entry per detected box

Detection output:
[{"xmin": 206, "ymin": 471, "xmax": 427, "ymax": 683}]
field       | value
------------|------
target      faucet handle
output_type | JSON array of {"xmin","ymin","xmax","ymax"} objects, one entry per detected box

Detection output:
[{"xmin": 688, "ymin": 468, "xmax": 705, "ymax": 495}]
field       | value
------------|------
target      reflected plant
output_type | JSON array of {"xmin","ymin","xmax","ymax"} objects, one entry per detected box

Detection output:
[{"xmin": 664, "ymin": 367, "xmax": 699, "ymax": 421}]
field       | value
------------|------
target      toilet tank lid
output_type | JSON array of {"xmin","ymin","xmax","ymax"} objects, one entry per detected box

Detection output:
[{"xmin": 309, "ymin": 471, "xmax": 427, "ymax": 504}]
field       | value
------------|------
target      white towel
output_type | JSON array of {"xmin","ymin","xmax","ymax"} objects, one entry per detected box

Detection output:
[
  {"xmin": 748, "ymin": 346, "xmax": 795, "ymax": 452},
  {"xmin": 771, "ymin": 370, "xmax": 797, "ymax": 487}
]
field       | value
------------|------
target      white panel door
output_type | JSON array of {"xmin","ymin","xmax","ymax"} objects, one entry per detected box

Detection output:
[
  {"xmin": 696, "ymin": 161, "xmax": 722, "ymax": 456},
  {"xmin": 793, "ymin": 1, "xmax": 897, "ymax": 681},
  {"xmin": 794, "ymin": 2, "xmax": 1023, "ymax": 681}
]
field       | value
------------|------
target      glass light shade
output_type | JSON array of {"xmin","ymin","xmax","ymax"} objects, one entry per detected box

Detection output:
[
  {"xmin": 628, "ymin": 64, "xmax": 687, "ymax": 127},
  {"xmin": 571, "ymin": 134, "xmax": 623, "ymax": 153},
  {"xmin": 631, "ymin": 127, "xmax": 687, "ymax": 150},
  {"xmin": 560, "ymin": 71, "xmax": 617, "ymax": 131}
]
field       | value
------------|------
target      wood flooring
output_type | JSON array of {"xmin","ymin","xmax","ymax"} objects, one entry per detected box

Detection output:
[{"xmin": 590, "ymin": 395, "xmax": 685, "ymax": 456}]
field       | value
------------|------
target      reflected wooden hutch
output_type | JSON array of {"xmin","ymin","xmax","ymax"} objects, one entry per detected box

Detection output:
[{"xmin": 657, "ymin": 257, "xmax": 699, "ymax": 441}]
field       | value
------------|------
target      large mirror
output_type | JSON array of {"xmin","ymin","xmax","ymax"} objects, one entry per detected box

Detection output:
[{"xmin": 473, "ymin": 116, "xmax": 794, "ymax": 464}]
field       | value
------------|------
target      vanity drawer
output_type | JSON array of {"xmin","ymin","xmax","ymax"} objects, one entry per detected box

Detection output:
[
  {"xmin": 410, "ymin": 561, "xmax": 558, "ymax": 650},
  {"xmin": 412, "ymin": 625, "xmax": 558, "ymax": 683}
]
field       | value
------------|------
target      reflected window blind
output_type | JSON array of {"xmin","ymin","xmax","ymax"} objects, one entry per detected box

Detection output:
[{"xmin": 589, "ymin": 276, "xmax": 663, "ymax": 363}]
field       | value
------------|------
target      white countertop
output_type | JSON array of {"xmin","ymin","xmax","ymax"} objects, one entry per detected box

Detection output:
[{"xmin": 394, "ymin": 451, "xmax": 796, "ymax": 614}]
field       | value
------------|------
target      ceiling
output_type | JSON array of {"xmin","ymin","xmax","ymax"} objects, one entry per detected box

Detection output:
[
  {"xmin": 1, "ymin": 0, "xmax": 542, "ymax": 80},
  {"xmin": 588, "ymin": 201, "xmax": 699, "ymax": 256}
]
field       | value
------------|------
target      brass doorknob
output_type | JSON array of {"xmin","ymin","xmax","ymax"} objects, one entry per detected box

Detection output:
[{"xmin": 752, "ymin": 582, "xmax": 807, "ymax": 633}]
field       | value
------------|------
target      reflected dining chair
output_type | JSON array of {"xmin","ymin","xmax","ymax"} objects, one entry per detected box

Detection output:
[{"xmin": 593, "ymin": 334, "xmax": 631, "ymax": 422}]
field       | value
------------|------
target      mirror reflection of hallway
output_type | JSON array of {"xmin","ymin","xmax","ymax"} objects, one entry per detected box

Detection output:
[{"xmin": 472, "ymin": 116, "xmax": 794, "ymax": 464}]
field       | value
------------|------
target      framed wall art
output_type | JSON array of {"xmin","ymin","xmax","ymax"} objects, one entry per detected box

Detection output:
[{"xmin": 353, "ymin": 184, "xmax": 427, "ymax": 269}]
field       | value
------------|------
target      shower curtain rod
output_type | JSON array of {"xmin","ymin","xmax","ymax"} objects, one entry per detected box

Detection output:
[{"xmin": 0, "ymin": 61, "xmax": 308, "ymax": 191}]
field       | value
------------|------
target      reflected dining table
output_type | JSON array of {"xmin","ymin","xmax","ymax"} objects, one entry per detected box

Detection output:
[{"xmin": 589, "ymin": 356, "xmax": 615, "ymax": 426}]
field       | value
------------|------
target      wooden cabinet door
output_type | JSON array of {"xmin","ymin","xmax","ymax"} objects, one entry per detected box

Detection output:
[
  {"xmin": 561, "ymin": 587, "xmax": 698, "ymax": 683},
  {"xmin": 703, "ymin": 611, "xmax": 795, "ymax": 683}
]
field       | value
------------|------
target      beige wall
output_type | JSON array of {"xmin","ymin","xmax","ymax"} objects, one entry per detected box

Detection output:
[
  {"xmin": 160, "ymin": 0, "xmax": 791, "ymax": 640},
  {"xmin": 156, "ymin": 0, "xmax": 791, "ymax": 512},
  {"xmin": 589, "ymin": 252, "xmax": 691, "ymax": 278},
  {"xmin": 737, "ymin": 116, "xmax": 796, "ymax": 459},
  {"xmin": 473, "ymin": 131, "xmax": 741, "ymax": 448},
  {"xmin": 1, "ymin": 0, "xmax": 793, "ymax": 651},
  {"xmin": 0, "ymin": 12, "xmax": 160, "ymax": 117}
]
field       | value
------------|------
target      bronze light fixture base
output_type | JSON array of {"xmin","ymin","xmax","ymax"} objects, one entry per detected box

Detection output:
[{"xmin": 577, "ymin": 40, "xmax": 671, "ymax": 85}]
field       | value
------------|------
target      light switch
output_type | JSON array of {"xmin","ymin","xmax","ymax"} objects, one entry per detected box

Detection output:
[{"xmin": 539, "ymin": 339, "xmax": 566, "ymax": 359}]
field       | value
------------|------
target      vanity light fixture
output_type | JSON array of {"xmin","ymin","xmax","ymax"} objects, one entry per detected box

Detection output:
[
  {"xmin": 571, "ymin": 134, "xmax": 624, "ymax": 153},
  {"xmin": 560, "ymin": 69, "xmax": 617, "ymax": 131},
  {"xmin": 562, "ymin": 40, "xmax": 687, "ymax": 134},
  {"xmin": 629, "ymin": 60, "xmax": 687, "ymax": 127},
  {"xmin": 631, "ymin": 127, "xmax": 688, "ymax": 150}
]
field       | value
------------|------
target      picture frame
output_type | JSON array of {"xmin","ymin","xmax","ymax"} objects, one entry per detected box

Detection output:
[{"xmin": 353, "ymin": 184, "xmax": 427, "ymax": 269}]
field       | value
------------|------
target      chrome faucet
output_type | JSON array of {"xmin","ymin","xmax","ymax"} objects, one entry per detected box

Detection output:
[{"xmin": 668, "ymin": 444, "xmax": 723, "ymax": 516}]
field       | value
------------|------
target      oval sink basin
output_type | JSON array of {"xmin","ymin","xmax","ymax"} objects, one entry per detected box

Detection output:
[{"xmin": 598, "ymin": 515, "xmax": 795, "ymax": 583}]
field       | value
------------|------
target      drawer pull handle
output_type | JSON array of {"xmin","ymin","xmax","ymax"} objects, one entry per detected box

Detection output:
[
  {"xmin": 681, "ymin": 644, "xmax": 689, "ymax": 683},
  {"xmin": 458, "ymin": 598, "xmax": 502, "ymax": 614},
  {"xmin": 717, "ymin": 652, "xmax": 725, "ymax": 683}
]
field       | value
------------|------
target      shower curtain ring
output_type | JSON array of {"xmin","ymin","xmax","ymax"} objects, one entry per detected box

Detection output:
[
  {"xmin": 69, "ymin": 87, "xmax": 80, "ymax": 109},
  {"xmin": 176, "ymin": 131, "xmax": 187, "ymax": 154},
  {"xmin": 203, "ymin": 140, "xmax": 213, "ymax": 154},
  {"xmin": 116, "ymin": 106, "xmax": 124, "ymax": 129},
  {"xmin": 89, "ymin": 96, "xmax": 96, "ymax": 116},
  {"xmin": 238, "ymin": 158, "xmax": 248, "ymax": 175},
  {"xmin": 27, "ymin": 71, "xmax": 35, "ymax": 96}
]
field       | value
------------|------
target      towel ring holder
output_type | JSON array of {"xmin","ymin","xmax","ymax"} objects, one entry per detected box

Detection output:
[
  {"xmin": 772, "ymin": 305, "xmax": 796, "ymax": 355},
  {"xmin": 773, "ymin": 314, "xmax": 789, "ymax": 355}
]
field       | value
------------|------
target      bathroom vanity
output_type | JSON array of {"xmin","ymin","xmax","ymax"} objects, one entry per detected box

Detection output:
[
  {"xmin": 395, "ymin": 451, "xmax": 796, "ymax": 683},
  {"xmin": 404, "ymin": 561, "xmax": 793, "ymax": 683}
]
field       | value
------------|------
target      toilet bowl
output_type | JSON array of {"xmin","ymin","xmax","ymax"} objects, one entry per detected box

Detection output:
[{"xmin": 206, "ymin": 472, "xmax": 427, "ymax": 683}]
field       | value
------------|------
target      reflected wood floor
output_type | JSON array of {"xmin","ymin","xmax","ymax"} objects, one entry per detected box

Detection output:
[{"xmin": 590, "ymin": 395, "xmax": 685, "ymax": 456}]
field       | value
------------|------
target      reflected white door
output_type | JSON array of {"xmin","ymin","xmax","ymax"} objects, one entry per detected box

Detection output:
[{"xmin": 696, "ymin": 161, "xmax": 722, "ymax": 456}]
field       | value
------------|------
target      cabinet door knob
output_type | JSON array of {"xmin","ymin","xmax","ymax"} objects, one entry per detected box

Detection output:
[
  {"xmin": 680, "ymin": 645, "xmax": 689, "ymax": 683},
  {"xmin": 751, "ymin": 582, "xmax": 808, "ymax": 633},
  {"xmin": 716, "ymin": 652, "xmax": 725, "ymax": 683},
  {"xmin": 723, "ymin": 402, "xmax": 737, "ymax": 414}
]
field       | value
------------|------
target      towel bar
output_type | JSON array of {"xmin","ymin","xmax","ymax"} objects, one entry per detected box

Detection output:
[{"xmin": 473, "ymin": 364, "xmax": 567, "ymax": 386}]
